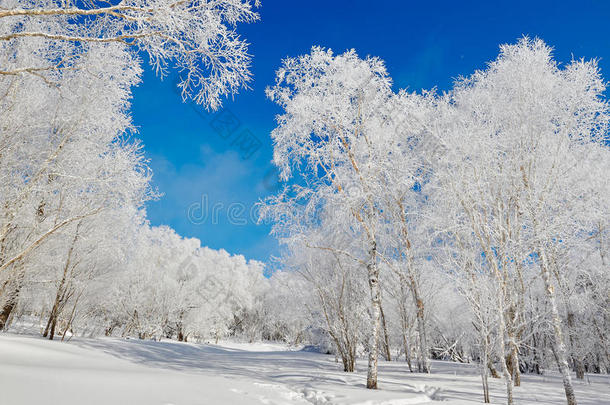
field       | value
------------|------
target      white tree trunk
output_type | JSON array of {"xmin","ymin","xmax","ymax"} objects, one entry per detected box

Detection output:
[
  {"xmin": 399, "ymin": 267, "xmax": 430, "ymax": 373},
  {"xmin": 366, "ymin": 241, "xmax": 381, "ymax": 389},
  {"xmin": 413, "ymin": 290, "xmax": 430, "ymax": 373},
  {"xmin": 539, "ymin": 249, "xmax": 578, "ymax": 405},
  {"xmin": 495, "ymin": 293, "xmax": 514, "ymax": 405},
  {"xmin": 480, "ymin": 339, "xmax": 491, "ymax": 404}
]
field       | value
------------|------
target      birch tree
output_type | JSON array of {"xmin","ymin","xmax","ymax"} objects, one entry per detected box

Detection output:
[{"xmin": 264, "ymin": 47, "xmax": 397, "ymax": 389}]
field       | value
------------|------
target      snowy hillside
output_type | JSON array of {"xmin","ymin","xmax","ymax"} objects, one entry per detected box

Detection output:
[{"xmin": 1, "ymin": 334, "xmax": 608, "ymax": 405}]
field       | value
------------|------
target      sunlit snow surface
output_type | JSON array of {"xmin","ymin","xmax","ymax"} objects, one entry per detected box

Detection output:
[{"xmin": 0, "ymin": 333, "xmax": 608, "ymax": 405}]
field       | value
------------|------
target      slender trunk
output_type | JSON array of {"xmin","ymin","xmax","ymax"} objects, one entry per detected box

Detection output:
[
  {"xmin": 400, "ymin": 269, "xmax": 430, "ymax": 373},
  {"xmin": 0, "ymin": 261, "xmax": 25, "ymax": 330},
  {"xmin": 531, "ymin": 326, "xmax": 542, "ymax": 375},
  {"xmin": 403, "ymin": 333, "xmax": 413, "ymax": 372},
  {"xmin": 488, "ymin": 360, "xmax": 501, "ymax": 378},
  {"xmin": 511, "ymin": 344, "xmax": 521, "ymax": 386},
  {"xmin": 481, "ymin": 343, "xmax": 491, "ymax": 403},
  {"xmin": 342, "ymin": 352, "xmax": 355, "ymax": 372},
  {"xmin": 43, "ymin": 297, "xmax": 60, "ymax": 338},
  {"xmin": 506, "ymin": 304, "xmax": 521, "ymax": 386},
  {"xmin": 48, "ymin": 315, "xmax": 58, "ymax": 340},
  {"xmin": 366, "ymin": 241, "xmax": 381, "ymax": 389},
  {"xmin": 574, "ymin": 359, "xmax": 585, "ymax": 380},
  {"xmin": 380, "ymin": 305, "xmax": 391, "ymax": 361},
  {"xmin": 498, "ymin": 321, "xmax": 514, "ymax": 405},
  {"xmin": 475, "ymin": 293, "xmax": 491, "ymax": 403},
  {"xmin": 485, "ymin": 309, "xmax": 500, "ymax": 381},
  {"xmin": 493, "ymin": 277, "xmax": 513, "ymax": 405},
  {"xmin": 44, "ymin": 223, "xmax": 79, "ymax": 340},
  {"xmin": 506, "ymin": 354, "xmax": 514, "ymax": 381},
  {"xmin": 347, "ymin": 336, "xmax": 356, "ymax": 372},
  {"xmin": 403, "ymin": 264, "xmax": 429, "ymax": 373},
  {"xmin": 177, "ymin": 313, "xmax": 185, "ymax": 342},
  {"xmin": 401, "ymin": 319, "xmax": 413, "ymax": 372},
  {"xmin": 398, "ymin": 283, "xmax": 413, "ymax": 371},
  {"xmin": 592, "ymin": 318, "xmax": 610, "ymax": 372},
  {"xmin": 0, "ymin": 282, "xmax": 21, "ymax": 330},
  {"xmin": 566, "ymin": 311, "xmax": 585, "ymax": 381},
  {"xmin": 481, "ymin": 369, "xmax": 490, "ymax": 403},
  {"xmin": 0, "ymin": 297, "xmax": 17, "ymax": 330},
  {"xmin": 414, "ymin": 293, "xmax": 430, "ymax": 373},
  {"xmin": 505, "ymin": 343, "xmax": 521, "ymax": 386},
  {"xmin": 539, "ymin": 248, "xmax": 578, "ymax": 405},
  {"xmin": 43, "ymin": 271, "xmax": 68, "ymax": 339},
  {"xmin": 61, "ymin": 292, "xmax": 82, "ymax": 342}
]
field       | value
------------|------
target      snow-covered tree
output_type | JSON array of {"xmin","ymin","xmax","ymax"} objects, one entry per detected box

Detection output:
[
  {"xmin": 264, "ymin": 47, "xmax": 404, "ymax": 388},
  {"xmin": 0, "ymin": 0, "xmax": 260, "ymax": 109},
  {"xmin": 284, "ymin": 224, "xmax": 369, "ymax": 372},
  {"xmin": 434, "ymin": 37, "xmax": 610, "ymax": 405},
  {"xmin": 0, "ymin": 39, "xmax": 151, "ymax": 329}
]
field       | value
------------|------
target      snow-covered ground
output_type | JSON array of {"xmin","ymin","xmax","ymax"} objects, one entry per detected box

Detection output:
[{"xmin": 0, "ymin": 333, "xmax": 608, "ymax": 405}]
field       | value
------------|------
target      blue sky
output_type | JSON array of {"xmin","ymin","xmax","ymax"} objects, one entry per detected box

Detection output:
[{"xmin": 131, "ymin": 0, "xmax": 610, "ymax": 263}]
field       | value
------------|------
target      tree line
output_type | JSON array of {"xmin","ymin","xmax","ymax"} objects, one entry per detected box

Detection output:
[{"xmin": 260, "ymin": 40, "xmax": 609, "ymax": 405}]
